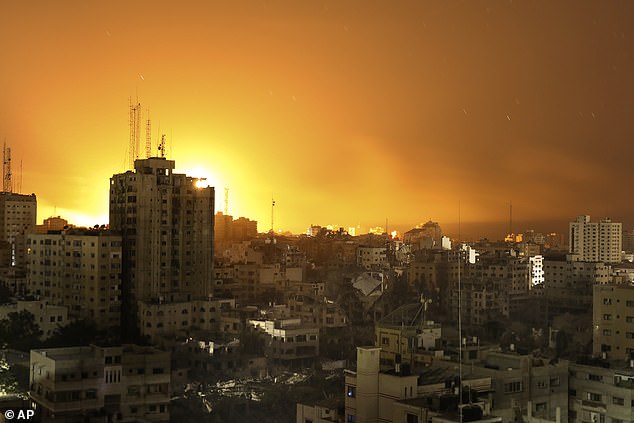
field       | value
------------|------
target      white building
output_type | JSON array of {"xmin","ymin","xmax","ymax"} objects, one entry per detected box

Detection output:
[
  {"xmin": 569, "ymin": 215, "xmax": 622, "ymax": 264},
  {"xmin": 529, "ymin": 255, "xmax": 545, "ymax": 287}
]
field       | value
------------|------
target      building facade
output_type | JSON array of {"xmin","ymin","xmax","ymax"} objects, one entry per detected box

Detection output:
[
  {"xmin": 109, "ymin": 157, "xmax": 214, "ymax": 337},
  {"xmin": 26, "ymin": 228, "xmax": 122, "ymax": 329},
  {"xmin": 0, "ymin": 192, "xmax": 37, "ymax": 268},
  {"xmin": 29, "ymin": 344, "xmax": 171, "ymax": 423},
  {"xmin": 569, "ymin": 215, "xmax": 622, "ymax": 264}
]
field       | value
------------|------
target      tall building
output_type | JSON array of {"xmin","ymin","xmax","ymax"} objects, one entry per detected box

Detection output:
[
  {"xmin": 0, "ymin": 192, "xmax": 37, "ymax": 268},
  {"xmin": 109, "ymin": 157, "xmax": 214, "ymax": 337},
  {"xmin": 569, "ymin": 215, "xmax": 622, "ymax": 264},
  {"xmin": 26, "ymin": 228, "xmax": 122, "ymax": 329}
]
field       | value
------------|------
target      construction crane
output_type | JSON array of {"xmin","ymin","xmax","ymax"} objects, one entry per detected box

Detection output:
[{"xmin": 224, "ymin": 187, "xmax": 229, "ymax": 215}]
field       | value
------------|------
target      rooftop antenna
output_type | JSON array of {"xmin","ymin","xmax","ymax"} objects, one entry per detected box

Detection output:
[
  {"xmin": 158, "ymin": 134, "xmax": 166, "ymax": 158},
  {"xmin": 224, "ymin": 187, "xmax": 229, "ymax": 215},
  {"xmin": 3, "ymin": 142, "xmax": 12, "ymax": 193},
  {"xmin": 128, "ymin": 98, "xmax": 141, "ymax": 169},
  {"xmin": 509, "ymin": 201, "xmax": 513, "ymax": 239},
  {"xmin": 18, "ymin": 159, "xmax": 22, "ymax": 194},
  {"xmin": 145, "ymin": 109, "xmax": 152, "ymax": 158}
]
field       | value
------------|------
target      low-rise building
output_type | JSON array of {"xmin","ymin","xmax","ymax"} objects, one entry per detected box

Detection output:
[
  {"xmin": 0, "ymin": 298, "xmax": 68, "ymax": 339},
  {"xmin": 569, "ymin": 358, "xmax": 634, "ymax": 423},
  {"xmin": 249, "ymin": 318, "xmax": 319, "ymax": 368},
  {"xmin": 29, "ymin": 344, "xmax": 170, "ymax": 423}
]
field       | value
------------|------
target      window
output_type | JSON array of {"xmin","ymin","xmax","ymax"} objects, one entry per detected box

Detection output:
[
  {"xmin": 535, "ymin": 402, "xmax": 547, "ymax": 412},
  {"xmin": 603, "ymin": 329, "xmax": 612, "ymax": 336},
  {"xmin": 406, "ymin": 413, "xmax": 419, "ymax": 423},
  {"xmin": 603, "ymin": 314, "xmax": 612, "ymax": 320},
  {"xmin": 504, "ymin": 381, "xmax": 523, "ymax": 393},
  {"xmin": 346, "ymin": 415, "xmax": 356, "ymax": 423},
  {"xmin": 587, "ymin": 392, "xmax": 602, "ymax": 402},
  {"xmin": 612, "ymin": 396, "xmax": 624, "ymax": 405},
  {"xmin": 346, "ymin": 386, "xmax": 356, "ymax": 398},
  {"xmin": 589, "ymin": 374, "xmax": 602, "ymax": 382}
]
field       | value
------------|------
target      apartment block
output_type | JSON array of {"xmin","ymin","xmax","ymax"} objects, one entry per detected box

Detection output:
[
  {"xmin": 249, "ymin": 318, "xmax": 319, "ymax": 368},
  {"xmin": 0, "ymin": 192, "xmax": 37, "ymax": 268},
  {"xmin": 109, "ymin": 157, "xmax": 214, "ymax": 337},
  {"xmin": 29, "ymin": 344, "xmax": 170, "ymax": 423},
  {"xmin": 26, "ymin": 228, "xmax": 122, "ymax": 329},
  {"xmin": 544, "ymin": 259, "xmax": 609, "ymax": 314},
  {"xmin": 592, "ymin": 284, "xmax": 634, "ymax": 359},
  {"xmin": 0, "ymin": 298, "xmax": 68, "ymax": 339},
  {"xmin": 569, "ymin": 215, "xmax": 622, "ymax": 264},
  {"xmin": 569, "ymin": 360, "xmax": 634, "ymax": 423}
]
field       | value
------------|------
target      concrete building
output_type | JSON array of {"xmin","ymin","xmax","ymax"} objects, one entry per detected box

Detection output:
[
  {"xmin": 26, "ymin": 228, "xmax": 122, "ymax": 329},
  {"xmin": 623, "ymin": 230, "xmax": 634, "ymax": 254},
  {"xmin": 530, "ymin": 255, "xmax": 545, "ymax": 287},
  {"xmin": 544, "ymin": 259, "xmax": 609, "ymax": 315},
  {"xmin": 569, "ymin": 215, "xmax": 622, "ymax": 264},
  {"xmin": 0, "ymin": 192, "xmax": 37, "ymax": 268},
  {"xmin": 357, "ymin": 246, "xmax": 387, "ymax": 270},
  {"xmin": 35, "ymin": 216, "xmax": 70, "ymax": 234},
  {"xmin": 109, "ymin": 157, "xmax": 214, "ymax": 338},
  {"xmin": 249, "ymin": 318, "xmax": 319, "ymax": 368},
  {"xmin": 569, "ymin": 359, "xmax": 634, "ymax": 423},
  {"xmin": 0, "ymin": 298, "xmax": 68, "ymax": 339},
  {"xmin": 296, "ymin": 399, "xmax": 344, "ymax": 423},
  {"xmin": 29, "ymin": 344, "xmax": 170, "ymax": 423},
  {"xmin": 592, "ymin": 283, "xmax": 634, "ymax": 359},
  {"xmin": 374, "ymin": 303, "xmax": 444, "ymax": 371},
  {"xmin": 344, "ymin": 346, "xmax": 500, "ymax": 423}
]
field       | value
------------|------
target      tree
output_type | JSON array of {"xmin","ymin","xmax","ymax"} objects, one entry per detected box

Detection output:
[
  {"xmin": 0, "ymin": 310, "xmax": 42, "ymax": 351},
  {"xmin": 45, "ymin": 319, "xmax": 101, "ymax": 348},
  {"xmin": 0, "ymin": 356, "xmax": 18, "ymax": 395}
]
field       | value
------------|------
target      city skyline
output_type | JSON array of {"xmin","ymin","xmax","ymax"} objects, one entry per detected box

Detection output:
[{"xmin": 2, "ymin": 1, "xmax": 634, "ymax": 238}]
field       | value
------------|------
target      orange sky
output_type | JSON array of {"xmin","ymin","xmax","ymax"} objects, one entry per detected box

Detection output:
[{"xmin": 2, "ymin": 1, "xmax": 634, "ymax": 238}]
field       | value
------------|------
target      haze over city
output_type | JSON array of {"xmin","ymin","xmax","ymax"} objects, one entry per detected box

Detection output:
[{"xmin": 2, "ymin": 0, "xmax": 634, "ymax": 238}]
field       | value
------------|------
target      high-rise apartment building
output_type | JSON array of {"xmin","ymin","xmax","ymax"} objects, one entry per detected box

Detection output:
[
  {"xmin": 26, "ymin": 228, "xmax": 122, "ymax": 329},
  {"xmin": 569, "ymin": 215, "xmax": 622, "ymax": 264},
  {"xmin": 0, "ymin": 192, "xmax": 37, "ymax": 267},
  {"xmin": 109, "ymin": 157, "xmax": 214, "ymax": 337}
]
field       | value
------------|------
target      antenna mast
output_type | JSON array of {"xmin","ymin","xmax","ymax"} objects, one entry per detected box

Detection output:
[
  {"xmin": 145, "ymin": 110, "xmax": 152, "ymax": 158},
  {"xmin": 158, "ymin": 134, "xmax": 166, "ymax": 158},
  {"xmin": 271, "ymin": 197, "xmax": 275, "ymax": 233},
  {"xmin": 3, "ymin": 142, "xmax": 12, "ymax": 193},
  {"xmin": 509, "ymin": 201, "xmax": 513, "ymax": 239},
  {"xmin": 224, "ymin": 188, "xmax": 229, "ymax": 215},
  {"xmin": 129, "ymin": 99, "xmax": 141, "ymax": 169}
]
